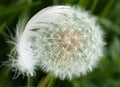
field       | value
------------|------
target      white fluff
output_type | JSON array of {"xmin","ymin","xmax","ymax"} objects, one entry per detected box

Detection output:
[{"xmin": 10, "ymin": 6, "xmax": 105, "ymax": 80}]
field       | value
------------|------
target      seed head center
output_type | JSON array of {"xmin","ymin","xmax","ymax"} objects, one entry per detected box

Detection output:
[{"xmin": 58, "ymin": 30, "xmax": 80, "ymax": 52}]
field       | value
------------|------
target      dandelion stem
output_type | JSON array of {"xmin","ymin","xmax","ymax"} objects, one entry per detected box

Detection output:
[
  {"xmin": 47, "ymin": 76, "xmax": 55, "ymax": 87},
  {"xmin": 27, "ymin": 76, "xmax": 34, "ymax": 87},
  {"xmin": 27, "ymin": 76, "xmax": 31, "ymax": 87},
  {"xmin": 71, "ymin": 79, "xmax": 79, "ymax": 87},
  {"xmin": 37, "ymin": 73, "xmax": 52, "ymax": 87}
]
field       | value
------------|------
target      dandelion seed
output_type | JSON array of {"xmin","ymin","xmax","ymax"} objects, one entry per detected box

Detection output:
[{"xmin": 10, "ymin": 6, "xmax": 105, "ymax": 80}]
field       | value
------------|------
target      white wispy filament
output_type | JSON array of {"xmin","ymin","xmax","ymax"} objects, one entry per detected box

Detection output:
[{"xmin": 10, "ymin": 6, "xmax": 105, "ymax": 80}]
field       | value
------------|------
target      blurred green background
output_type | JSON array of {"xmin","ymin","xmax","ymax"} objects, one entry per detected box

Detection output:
[{"xmin": 0, "ymin": 0, "xmax": 120, "ymax": 87}]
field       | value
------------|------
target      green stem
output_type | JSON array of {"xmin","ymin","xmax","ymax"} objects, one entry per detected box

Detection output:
[
  {"xmin": 37, "ymin": 73, "xmax": 52, "ymax": 87},
  {"xmin": 71, "ymin": 79, "xmax": 79, "ymax": 87},
  {"xmin": 27, "ymin": 76, "xmax": 34, "ymax": 87},
  {"xmin": 47, "ymin": 76, "xmax": 55, "ymax": 87},
  {"xmin": 27, "ymin": 76, "xmax": 30, "ymax": 87}
]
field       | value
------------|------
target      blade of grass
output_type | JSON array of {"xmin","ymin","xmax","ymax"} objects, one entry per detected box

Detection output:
[
  {"xmin": 53, "ymin": 0, "xmax": 62, "ymax": 5},
  {"xmin": 99, "ymin": 0, "xmax": 115, "ymax": 19},
  {"xmin": 53, "ymin": 0, "xmax": 59, "ymax": 5},
  {"xmin": 0, "ymin": 66, "xmax": 11, "ymax": 87},
  {"xmin": 90, "ymin": 0, "xmax": 99, "ymax": 13},
  {"xmin": 79, "ymin": 0, "xmax": 85, "ymax": 8},
  {"xmin": 0, "ymin": 1, "xmax": 42, "ymax": 17},
  {"xmin": 0, "ymin": 23, "xmax": 6, "ymax": 34},
  {"xmin": 31, "ymin": 1, "xmax": 42, "ymax": 7},
  {"xmin": 0, "ymin": 3, "xmax": 28, "ymax": 17},
  {"xmin": 100, "ymin": 18, "xmax": 120, "ymax": 35},
  {"xmin": 84, "ymin": 0, "xmax": 89, "ymax": 9},
  {"xmin": 79, "ymin": 0, "xmax": 89, "ymax": 9}
]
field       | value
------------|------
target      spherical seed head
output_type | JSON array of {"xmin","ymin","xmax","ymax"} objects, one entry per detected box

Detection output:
[{"xmin": 11, "ymin": 6, "xmax": 105, "ymax": 80}]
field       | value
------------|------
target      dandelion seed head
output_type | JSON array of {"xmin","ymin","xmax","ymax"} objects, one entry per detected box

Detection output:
[{"xmin": 10, "ymin": 6, "xmax": 105, "ymax": 80}]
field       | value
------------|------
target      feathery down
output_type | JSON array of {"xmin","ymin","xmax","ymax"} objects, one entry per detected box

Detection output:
[{"xmin": 10, "ymin": 6, "xmax": 105, "ymax": 80}]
